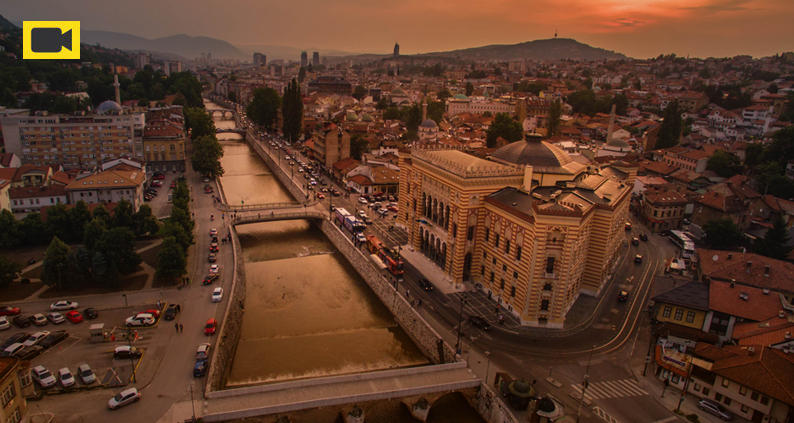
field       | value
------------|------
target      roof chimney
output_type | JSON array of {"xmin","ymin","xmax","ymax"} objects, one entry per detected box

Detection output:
[
  {"xmin": 746, "ymin": 261, "xmax": 752, "ymax": 273},
  {"xmin": 730, "ymin": 279, "xmax": 735, "ymax": 288},
  {"xmin": 763, "ymin": 288, "xmax": 770, "ymax": 295},
  {"xmin": 764, "ymin": 265, "xmax": 770, "ymax": 277},
  {"xmin": 727, "ymin": 253, "xmax": 732, "ymax": 260}
]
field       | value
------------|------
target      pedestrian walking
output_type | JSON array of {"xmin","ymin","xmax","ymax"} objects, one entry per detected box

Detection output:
[
  {"xmin": 179, "ymin": 323, "xmax": 184, "ymax": 333},
  {"xmin": 176, "ymin": 304, "xmax": 181, "ymax": 313},
  {"xmin": 175, "ymin": 322, "xmax": 179, "ymax": 333}
]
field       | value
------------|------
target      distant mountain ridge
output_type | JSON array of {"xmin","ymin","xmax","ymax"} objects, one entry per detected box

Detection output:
[
  {"xmin": 0, "ymin": 14, "xmax": 18, "ymax": 31},
  {"xmin": 82, "ymin": 30, "xmax": 246, "ymax": 60},
  {"xmin": 417, "ymin": 38, "xmax": 627, "ymax": 61}
]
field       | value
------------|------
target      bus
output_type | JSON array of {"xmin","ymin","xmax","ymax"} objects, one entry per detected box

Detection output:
[
  {"xmin": 377, "ymin": 246, "xmax": 405, "ymax": 276},
  {"xmin": 670, "ymin": 230, "xmax": 695, "ymax": 259},
  {"xmin": 334, "ymin": 207, "xmax": 351, "ymax": 226}
]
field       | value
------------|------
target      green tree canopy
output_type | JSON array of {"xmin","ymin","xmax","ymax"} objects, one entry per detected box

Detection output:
[
  {"xmin": 191, "ymin": 134, "xmax": 224, "ymax": 178},
  {"xmin": 185, "ymin": 107, "xmax": 216, "ymax": 139},
  {"xmin": 41, "ymin": 237, "xmax": 73, "ymax": 290},
  {"xmin": 0, "ymin": 209, "xmax": 22, "ymax": 248},
  {"xmin": 547, "ymin": 99, "xmax": 562, "ymax": 137},
  {"xmin": 486, "ymin": 113, "xmax": 523, "ymax": 148},
  {"xmin": 82, "ymin": 218, "xmax": 107, "ymax": 251},
  {"xmin": 352, "ymin": 85, "xmax": 367, "ymax": 100},
  {"xmin": 427, "ymin": 101, "xmax": 445, "ymax": 124},
  {"xmin": 754, "ymin": 217, "xmax": 792, "ymax": 260},
  {"xmin": 282, "ymin": 79, "xmax": 303, "ymax": 142},
  {"xmin": 132, "ymin": 205, "xmax": 159, "ymax": 237},
  {"xmin": 0, "ymin": 256, "xmax": 22, "ymax": 288},
  {"xmin": 465, "ymin": 82, "xmax": 474, "ymax": 96},
  {"xmin": 656, "ymin": 101, "xmax": 682, "ymax": 149},
  {"xmin": 703, "ymin": 219, "xmax": 744, "ymax": 250},
  {"xmin": 350, "ymin": 135, "xmax": 369, "ymax": 161},
  {"xmin": 707, "ymin": 151, "xmax": 743, "ymax": 177},
  {"xmin": 111, "ymin": 199, "xmax": 135, "ymax": 229},
  {"xmin": 156, "ymin": 236, "xmax": 186, "ymax": 281},
  {"xmin": 246, "ymin": 87, "xmax": 281, "ymax": 130}
]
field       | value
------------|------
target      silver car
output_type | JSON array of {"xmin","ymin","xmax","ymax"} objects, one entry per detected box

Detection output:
[{"xmin": 698, "ymin": 399, "xmax": 733, "ymax": 421}]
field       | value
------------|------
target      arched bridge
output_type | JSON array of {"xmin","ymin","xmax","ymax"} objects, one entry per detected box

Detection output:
[
  {"xmin": 231, "ymin": 207, "xmax": 327, "ymax": 225},
  {"xmin": 207, "ymin": 108, "xmax": 234, "ymax": 119},
  {"xmin": 216, "ymin": 128, "xmax": 245, "ymax": 134}
]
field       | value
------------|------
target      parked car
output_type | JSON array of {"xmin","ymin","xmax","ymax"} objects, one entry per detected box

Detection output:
[
  {"xmin": 358, "ymin": 197, "xmax": 368, "ymax": 204},
  {"xmin": 65, "ymin": 310, "xmax": 83, "ymax": 323},
  {"xmin": 209, "ymin": 228, "xmax": 218, "ymax": 237},
  {"xmin": 31, "ymin": 365, "xmax": 57, "ymax": 388},
  {"xmin": 2, "ymin": 343, "xmax": 25, "ymax": 357},
  {"xmin": 208, "ymin": 253, "xmax": 217, "ymax": 263},
  {"xmin": 209, "ymin": 264, "xmax": 220, "ymax": 274},
  {"xmin": 624, "ymin": 221, "xmax": 632, "ymax": 231},
  {"xmin": 23, "ymin": 331, "xmax": 50, "ymax": 347},
  {"xmin": 108, "ymin": 387, "xmax": 141, "ymax": 410},
  {"xmin": 163, "ymin": 304, "xmax": 179, "ymax": 321},
  {"xmin": 639, "ymin": 233, "xmax": 649, "ymax": 242},
  {"xmin": 83, "ymin": 308, "xmax": 98, "ymax": 319},
  {"xmin": 209, "ymin": 243, "xmax": 219, "ymax": 253},
  {"xmin": 634, "ymin": 254, "xmax": 643, "ymax": 264},
  {"xmin": 50, "ymin": 300, "xmax": 78, "ymax": 311},
  {"xmin": 204, "ymin": 319, "xmax": 217, "ymax": 335},
  {"xmin": 468, "ymin": 316, "xmax": 491, "ymax": 331},
  {"xmin": 47, "ymin": 312, "xmax": 65, "ymax": 324},
  {"xmin": 0, "ymin": 306, "xmax": 21, "ymax": 316},
  {"xmin": 698, "ymin": 399, "xmax": 733, "ymax": 420},
  {"xmin": 78, "ymin": 363, "xmax": 96, "ymax": 384},
  {"xmin": 58, "ymin": 367, "xmax": 75, "ymax": 388},
  {"xmin": 631, "ymin": 237, "xmax": 640, "ymax": 246},
  {"xmin": 30, "ymin": 314, "xmax": 48, "ymax": 326},
  {"xmin": 0, "ymin": 317, "xmax": 10, "ymax": 331},
  {"xmin": 16, "ymin": 345, "xmax": 44, "ymax": 360},
  {"xmin": 113, "ymin": 345, "xmax": 142, "ymax": 360},
  {"xmin": 126, "ymin": 313, "xmax": 155, "ymax": 327},
  {"xmin": 418, "ymin": 278, "xmax": 434, "ymax": 292},
  {"xmin": 355, "ymin": 233, "xmax": 366, "ymax": 243},
  {"xmin": 39, "ymin": 331, "xmax": 68, "ymax": 349},
  {"xmin": 196, "ymin": 343, "xmax": 211, "ymax": 360},
  {"xmin": 1, "ymin": 333, "xmax": 29, "ymax": 350},
  {"xmin": 193, "ymin": 359, "xmax": 208, "ymax": 377},
  {"xmin": 618, "ymin": 290, "xmax": 629, "ymax": 302},
  {"xmin": 211, "ymin": 287, "xmax": 223, "ymax": 303},
  {"xmin": 13, "ymin": 315, "xmax": 32, "ymax": 328}
]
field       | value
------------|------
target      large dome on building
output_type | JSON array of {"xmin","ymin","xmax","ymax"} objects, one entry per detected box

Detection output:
[
  {"xmin": 420, "ymin": 119, "xmax": 438, "ymax": 129},
  {"xmin": 491, "ymin": 135, "xmax": 583, "ymax": 175},
  {"xmin": 96, "ymin": 100, "xmax": 122, "ymax": 115}
]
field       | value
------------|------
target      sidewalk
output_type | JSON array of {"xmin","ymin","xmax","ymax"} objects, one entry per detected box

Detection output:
[{"xmin": 400, "ymin": 246, "xmax": 465, "ymax": 294}]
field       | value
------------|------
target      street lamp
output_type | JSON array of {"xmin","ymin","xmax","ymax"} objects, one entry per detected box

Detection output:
[
  {"xmin": 484, "ymin": 351, "xmax": 492, "ymax": 385},
  {"xmin": 576, "ymin": 345, "xmax": 596, "ymax": 423},
  {"xmin": 455, "ymin": 294, "xmax": 467, "ymax": 355},
  {"xmin": 121, "ymin": 293, "xmax": 128, "ymax": 308}
]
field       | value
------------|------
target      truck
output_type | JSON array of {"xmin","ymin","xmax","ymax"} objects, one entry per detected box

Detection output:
[
  {"xmin": 366, "ymin": 235, "xmax": 383, "ymax": 254},
  {"xmin": 378, "ymin": 246, "xmax": 404, "ymax": 276}
]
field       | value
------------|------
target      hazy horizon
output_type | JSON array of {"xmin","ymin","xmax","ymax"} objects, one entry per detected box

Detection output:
[{"xmin": 4, "ymin": 0, "xmax": 794, "ymax": 59}]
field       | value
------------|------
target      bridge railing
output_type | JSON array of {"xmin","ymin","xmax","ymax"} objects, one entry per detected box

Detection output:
[
  {"xmin": 231, "ymin": 210, "xmax": 326, "ymax": 224},
  {"xmin": 219, "ymin": 199, "xmax": 320, "ymax": 213}
]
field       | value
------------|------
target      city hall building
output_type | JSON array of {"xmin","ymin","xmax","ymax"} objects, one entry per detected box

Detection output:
[{"xmin": 397, "ymin": 134, "xmax": 635, "ymax": 327}]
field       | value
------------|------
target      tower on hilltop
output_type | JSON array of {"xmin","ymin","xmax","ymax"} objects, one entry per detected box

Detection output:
[{"xmin": 394, "ymin": 42, "xmax": 400, "ymax": 58}]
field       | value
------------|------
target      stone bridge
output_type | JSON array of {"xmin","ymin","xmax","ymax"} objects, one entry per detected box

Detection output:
[
  {"xmin": 231, "ymin": 207, "xmax": 326, "ymax": 225},
  {"xmin": 207, "ymin": 108, "xmax": 234, "ymax": 119},
  {"xmin": 218, "ymin": 200, "xmax": 319, "ymax": 213},
  {"xmin": 216, "ymin": 127, "xmax": 245, "ymax": 134}
]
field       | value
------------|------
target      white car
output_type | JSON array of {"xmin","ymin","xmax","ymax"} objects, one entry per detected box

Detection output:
[
  {"xmin": 209, "ymin": 264, "xmax": 220, "ymax": 274},
  {"xmin": 355, "ymin": 233, "xmax": 367, "ymax": 243},
  {"xmin": 357, "ymin": 210, "xmax": 367, "ymax": 219},
  {"xmin": 108, "ymin": 387, "xmax": 141, "ymax": 410},
  {"xmin": 209, "ymin": 228, "xmax": 218, "ymax": 236},
  {"xmin": 77, "ymin": 363, "xmax": 96, "ymax": 384},
  {"xmin": 3, "ymin": 343, "xmax": 25, "ymax": 357},
  {"xmin": 0, "ymin": 316, "xmax": 10, "ymax": 331},
  {"xmin": 196, "ymin": 343, "xmax": 211, "ymax": 360},
  {"xmin": 358, "ymin": 197, "xmax": 368, "ymax": 204},
  {"xmin": 47, "ymin": 312, "xmax": 65, "ymax": 324},
  {"xmin": 23, "ymin": 331, "xmax": 50, "ymax": 347},
  {"xmin": 31, "ymin": 365, "xmax": 57, "ymax": 388},
  {"xmin": 125, "ymin": 313, "xmax": 155, "ymax": 327},
  {"xmin": 211, "ymin": 287, "xmax": 223, "ymax": 303},
  {"xmin": 58, "ymin": 367, "xmax": 75, "ymax": 388},
  {"xmin": 49, "ymin": 300, "xmax": 78, "ymax": 311}
]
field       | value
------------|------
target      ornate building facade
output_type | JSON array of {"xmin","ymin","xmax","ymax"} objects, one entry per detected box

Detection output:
[{"xmin": 398, "ymin": 135, "xmax": 634, "ymax": 327}]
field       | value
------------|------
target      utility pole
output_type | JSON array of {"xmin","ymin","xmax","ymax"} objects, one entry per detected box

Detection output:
[
  {"xmin": 127, "ymin": 326, "xmax": 137, "ymax": 383},
  {"xmin": 676, "ymin": 358, "xmax": 693, "ymax": 412},
  {"xmin": 576, "ymin": 346, "xmax": 595, "ymax": 422},
  {"xmin": 189, "ymin": 382, "xmax": 197, "ymax": 422}
]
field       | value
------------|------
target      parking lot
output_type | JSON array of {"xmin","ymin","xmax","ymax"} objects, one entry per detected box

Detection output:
[
  {"xmin": 2, "ymin": 302, "xmax": 170, "ymax": 394},
  {"xmin": 145, "ymin": 171, "xmax": 181, "ymax": 219}
]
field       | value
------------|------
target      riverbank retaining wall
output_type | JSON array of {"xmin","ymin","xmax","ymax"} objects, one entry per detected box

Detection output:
[{"xmin": 244, "ymin": 129, "xmax": 308, "ymax": 202}]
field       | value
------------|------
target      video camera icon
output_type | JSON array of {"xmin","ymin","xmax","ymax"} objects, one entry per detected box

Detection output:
[
  {"xmin": 23, "ymin": 21, "xmax": 80, "ymax": 60},
  {"xmin": 31, "ymin": 27, "xmax": 73, "ymax": 53}
]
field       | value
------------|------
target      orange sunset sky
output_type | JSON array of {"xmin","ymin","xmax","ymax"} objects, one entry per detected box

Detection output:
[{"xmin": 5, "ymin": 0, "xmax": 794, "ymax": 58}]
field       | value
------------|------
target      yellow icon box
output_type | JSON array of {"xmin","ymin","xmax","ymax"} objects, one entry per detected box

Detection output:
[{"xmin": 23, "ymin": 21, "xmax": 81, "ymax": 60}]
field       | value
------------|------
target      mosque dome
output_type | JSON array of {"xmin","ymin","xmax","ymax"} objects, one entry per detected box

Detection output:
[
  {"xmin": 420, "ymin": 119, "xmax": 438, "ymax": 129},
  {"xmin": 96, "ymin": 100, "xmax": 122, "ymax": 115},
  {"xmin": 491, "ymin": 134, "xmax": 583, "ymax": 175}
]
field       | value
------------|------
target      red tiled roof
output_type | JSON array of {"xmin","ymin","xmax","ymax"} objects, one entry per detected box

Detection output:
[
  {"xmin": 698, "ymin": 248, "xmax": 794, "ymax": 294},
  {"xmin": 708, "ymin": 280, "xmax": 782, "ymax": 322},
  {"xmin": 9, "ymin": 185, "xmax": 67, "ymax": 199},
  {"xmin": 709, "ymin": 346, "xmax": 794, "ymax": 406}
]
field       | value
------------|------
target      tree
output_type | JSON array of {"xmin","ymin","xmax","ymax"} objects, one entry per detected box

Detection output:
[
  {"xmin": 780, "ymin": 92, "xmax": 794, "ymax": 122},
  {"xmin": 298, "ymin": 67, "xmax": 306, "ymax": 83},
  {"xmin": 613, "ymin": 93, "xmax": 628, "ymax": 116},
  {"xmin": 191, "ymin": 134, "xmax": 224, "ymax": 177},
  {"xmin": 754, "ymin": 217, "xmax": 792, "ymax": 260},
  {"xmin": 744, "ymin": 143, "xmax": 765, "ymax": 169},
  {"xmin": 83, "ymin": 218, "xmax": 107, "ymax": 251},
  {"xmin": 350, "ymin": 135, "xmax": 369, "ymax": 160},
  {"xmin": 132, "ymin": 205, "xmax": 159, "ymax": 237},
  {"xmin": 352, "ymin": 85, "xmax": 367, "ymax": 100},
  {"xmin": 765, "ymin": 126, "xmax": 794, "ymax": 166},
  {"xmin": 437, "ymin": 89, "xmax": 451, "ymax": 102},
  {"xmin": 41, "ymin": 237, "xmax": 72, "ymax": 290},
  {"xmin": 465, "ymin": 82, "xmax": 474, "ymax": 97},
  {"xmin": 547, "ymin": 99, "xmax": 562, "ymax": 137},
  {"xmin": 707, "ymin": 151, "xmax": 743, "ymax": 177},
  {"xmin": 246, "ymin": 87, "xmax": 281, "ymax": 130},
  {"xmin": 0, "ymin": 257, "xmax": 22, "ymax": 288},
  {"xmin": 160, "ymin": 220, "xmax": 191, "ymax": 250},
  {"xmin": 20, "ymin": 213, "xmax": 49, "ymax": 246},
  {"xmin": 0, "ymin": 210, "xmax": 22, "ymax": 248},
  {"xmin": 703, "ymin": 219, "xmax": 744, "ymax": 249},
  {"xmin": 156, "ymin": 237, "xmax": 186, "ymax": 281},
  {"xmin": 184, "ymin": 107, "xmax": 216, "ymax": 139},
  {"xmin": 46, "ymin": 203, "xmax": 74, "ymax": 243},
  {"xmin": 427, "ymin": 101, "xmax": 445, "ymax": 124},
  {"xmin": 486, "ymin": 113, "xmax": 523, "ymax": 148},
  {"xmin": 92, "ymin": 204, "xmax": 111, "ymax": 225},
  {"xmin": 656, "ymin": 101, "xmax": 682, "ymax": 149},
  {"xmin": 282, "ymin": 78, "xmax": 303, "ymax": 142},
  {"xmin": 111, "ymin": 199, "xmax": 135, "ymax": 229},
  {"xmin": 96, "ymin": 227, "xmax": 141, "ymax": 276},
  {"xmin": 68, "ymin": 201, "xmax": 91, "ymax": 239}
]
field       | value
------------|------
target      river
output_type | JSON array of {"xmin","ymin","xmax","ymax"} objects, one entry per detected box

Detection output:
[{"xmin": 207, "ymin": 100, "xmax": 484, "ymax": 422}]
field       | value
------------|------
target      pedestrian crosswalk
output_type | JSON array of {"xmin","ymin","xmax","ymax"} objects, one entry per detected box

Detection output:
[{"xmin": 571, "ymin": 378, "xmax": 648, "ymax": 401}]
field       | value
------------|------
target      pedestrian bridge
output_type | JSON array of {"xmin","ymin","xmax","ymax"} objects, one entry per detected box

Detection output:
[
  {"xmin": 207, "ymin": 108, "xmax": 234, "ymax": 119},
  {"xmin": 216, "ymin": 128, "xmax": 245, "ymax": 134},
  {"xmin": 219, "ymin": 200, "xmax": 319, "ymax": 213}
]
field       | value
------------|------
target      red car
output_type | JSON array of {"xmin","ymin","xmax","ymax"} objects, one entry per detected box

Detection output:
[
  {"xmin": 65, "ymin": 310, "xmax": 83, "ymax": 323},
  {"xmin": 204, "ymin": 318, "xmax": 217, "ymax": 335},
  {"xmin": 0, "ymin": 306, "xmax": 21, "ymax": 316}
]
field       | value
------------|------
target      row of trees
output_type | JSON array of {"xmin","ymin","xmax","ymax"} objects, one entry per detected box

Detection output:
[
  {"xmin": 246, "ymin": 79, "xmax": 304, "ymax": 141},
  {"xmin": 185, "ymin": 107, "xmax": 224, "ymax": 178},
  {"xmin": 38, "ymin": 200, "xmax": 157, "ymax": 290},
  {"xmin": 703, "ymin": 217, "xmax": 791, "ymax": 260},
  {"xmin": 156, "ymin": 179, "xmax": 193, "ymax": 281}
]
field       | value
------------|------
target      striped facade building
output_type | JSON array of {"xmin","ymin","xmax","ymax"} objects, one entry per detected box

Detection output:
[{"xmin": 398, "ymin": 135, "xmax": 634, "ymax": 327}]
